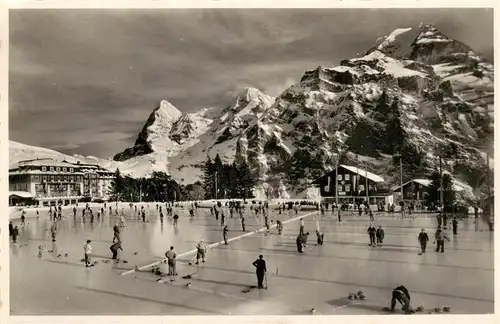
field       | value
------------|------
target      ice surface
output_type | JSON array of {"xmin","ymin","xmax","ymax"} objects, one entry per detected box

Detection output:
[{"xmin": 10, "ymin": 203, "xmax": 494, "ymax": 315}]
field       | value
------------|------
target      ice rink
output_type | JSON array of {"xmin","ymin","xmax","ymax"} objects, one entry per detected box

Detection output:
[{"xmin": 9, "ymin": 203, "xmax": 494, "ymax": 315}]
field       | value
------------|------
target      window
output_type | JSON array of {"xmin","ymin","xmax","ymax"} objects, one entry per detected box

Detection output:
[
  {"xmin": 359, "ymin": 184, "xmax": 365, "ymax": 191},
  {"xmin": 56, "ymin": 167, "xmax": 61, "ymax": 172},
  {"xmin": 34, "ymin": 175, "xmax": 40, "ymax": 181},
  {"xmin": 337, "ymin": 175, "xmax": 342, "ymax": 181},
  {"xmin": 345, "ymin": 174, "xmax": 350, "ymax": 181},
  {"xmin": 63, "ymin": 167, "xmax": 67, "ymax": 172},
  {"xmin": 345, "ymin": 184, "xmax": 351, "ymax": 192},
  {"xmin": 42, "ymin": 166, "xmax": 47, "ymax": 172},
  {"xmin": 50, "ymin": 167, "xmax": 54, "ymax": 172},
  {"xmin": 70, "ymin": 168, "xmax": 74, "ymax": 172}
]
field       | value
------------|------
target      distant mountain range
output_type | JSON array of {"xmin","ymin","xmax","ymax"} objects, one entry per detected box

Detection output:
[{"xmin": 10, "ymin": 24, "xmax": 494, "ymax": 200}]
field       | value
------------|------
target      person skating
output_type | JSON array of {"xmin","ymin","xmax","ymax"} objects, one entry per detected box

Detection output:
[
  {"xmin": 367, "ymin": 225, "xmax": 376, "ymax": 246},
  {"xmin": 299, "ymin": 218, "xmax": 305, "ymax": 235},
  {"xmin": 21, "ymin": 210, "xmax": 26, "ymax": 225},
  {"xmin": 12, "ymin": 226, "xmax": 19, "ymax": 243},
  {"xmin": 195, "ymin": 239, "xmax": 207, "ymax": 264},
  {"xmin": 376, "ymin": 225, "xmax": 384, "ymax": 247},
  {"xmin": 276, "ymin": 220, "xmax": 283, "ymax": 235},
  {"xmin": 252, "ymin": 255, "xmax": 267, "ymax": 289},
  {"xmin": 296, "ymin": 234, "xmax": 303, "ymax": 253},
  {"xmin": 241, "ymin": 216, "xmax": 246, "ymax": 232},
  {"xmin": 223, "ymin": 225, "xmax": 229, "ymax": 245},
  {"xmin": 316, "ymin": 230, "xmax": 324, "ymax": 245},
  {"xmin": 452, "ymin": 217, "xmax": 458, "ymax": 235},
  {"xmin": 165, "ymin": 246, "xmax": 177, "ymax": 276},
  {"xmin": 113, "ymin": 223, "xmax": 121, "ymax": 243},
  {"xmin": 390, "ymin": 285, "xmax": 412, "ymax": 314},
  {"xmin": 84, "ymin": 240, "xmax": 92, "ymax": 267},
  {"xmin": 160, "ymin": 210, "xmax": 164, "ymax": 224},
  {"xmin": 434, "ymin": 227, "xmax": 450, "ymax": 253},
  {"xmin": 50, "ymin": 222, "xmax": 57, "ymax": 242},
  {"xmin": 417, "ymin": 228, "xmax": 429, "ymax": 254},
  {"xmin": 110, "ymin": 241, "xmax": 123, "ymax": 260},
  {"xmin": 173, "ymin": 214, "xmax": 179, "ymax": 226},
  {"xmin": 9, "ymin": 221, "xmax": 13, "ymax": 237},
  {"xmin": 220, "ymin": 210, "xmax": 225, "ymax": 226},
  {"xmin": 141, "ymin": 210, "xmax": 146, "ymax": 223}
]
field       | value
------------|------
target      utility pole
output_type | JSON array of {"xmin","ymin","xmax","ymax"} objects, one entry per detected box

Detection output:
[
  {"xmin": 335, "ymin": 162, "xmax": 340, "ymax": 222},
  {"xmin": 214, "ymin": 170, "xmax": 218, "ymax": 200},
  {"xmin": 365, "ymin": 162, "xmax": 369, "ymax": 205},
  {"xmin": 439, "ymin": 155, "xmax": 444, "ymax": 211},
  {"xmin": 400, "ymin": 156, "xmax": 403, "ymax": 205}
]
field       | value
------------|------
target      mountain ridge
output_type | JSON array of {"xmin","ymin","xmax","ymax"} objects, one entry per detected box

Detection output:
[{"xmin": 9, "ymin": 23, "xmax": 494, "ymax": 200}]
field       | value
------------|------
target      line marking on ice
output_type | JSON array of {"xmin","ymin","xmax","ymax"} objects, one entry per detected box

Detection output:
[{"xmin": 121, "ymin": 210, "xmax": 319, "ymax": 276}]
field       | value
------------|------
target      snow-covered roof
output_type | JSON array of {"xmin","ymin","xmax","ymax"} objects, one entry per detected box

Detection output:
[
  {"xmin": 17, "ymin": 158, "xmax": 76, "ymax": 168},
  {"xmin": 392, "ymin": 178, "xmax": 466, "ymax": 192},
  {"xmin": 9, "ymin": 191, "xmax": 33, "ymax": 198},
  {"xmin": 339, "ymin": 164, "xmax": 385, "ymax": 183}
]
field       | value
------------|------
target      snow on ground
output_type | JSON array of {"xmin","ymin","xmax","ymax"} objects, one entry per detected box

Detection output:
[
  {"xmin": 432, "ymin": 63, "xmax": 464, "ymax": 77},
  {"xmin": 444, "ymin": 72, "xmax": 491, "ymax": 88},
  {"xmin": 376, "ymin": 27, "xmax": 412, "ymax": 50},
  {"xmin": 415, "ymin": 38, "xmax": 452, "ymax": 44}
]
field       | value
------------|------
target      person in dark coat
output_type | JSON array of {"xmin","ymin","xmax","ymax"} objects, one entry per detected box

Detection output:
[
  {"xmin": 367, "ymin": 225, "xmax": 376, "ymax": 246},
  {"xmin": 223, "ymin": 225, "xmax": 229, "ymax": 245},
  {"xmin": 9, "ymin": 221, "xmax": 13, "ymax": 237},
  {"xmin": 296, "ymin": 234, "xmax": 303, "ymax": 253},
  {"xmin": 12, "ymin": 226, "xmax": 19, "ymax": 243},
  {"xmin": 452, "ymin": 217, "xmax": 458, "ymax": 235},
  {"xmin": 110, "ymin": 242, "xmax": 123, "ymax": 260},
  {"xmin": 252, "ymin": 255, "xmax": 267, "ymax": 289},
  {"xmin": 417, "ymin": 228, "xmax": 429, "ymax": 254},
  {"xmin": 376, "ymin": 225, "xmax": 385, "ymax": 246},
  {"xmin": 391, "ymin": 285, "xmax": 412, "ymax": 313}
]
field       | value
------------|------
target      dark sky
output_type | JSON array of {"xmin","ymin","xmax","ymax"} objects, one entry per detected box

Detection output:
[{"xmin": 9, "ymin": 8, "xmax": 494, "ymax": 158}]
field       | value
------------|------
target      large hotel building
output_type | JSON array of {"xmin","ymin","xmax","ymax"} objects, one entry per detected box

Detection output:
[{"xmin": 9, "ymin": 158, "xmax": 114, "ymax": 206}]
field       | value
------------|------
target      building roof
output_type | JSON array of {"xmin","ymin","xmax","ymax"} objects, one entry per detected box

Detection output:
[
  {"xmin": 10, "ymin": 158, "xmax": 113, "ymax": 173},
  {"xmin": 339, "ymin": 165, "xmax": 385, "ymax": 183},
  {"xmin": 11, "ymin": 158, "xmax": 77, "ymax": 170},
  {"xmin": 9, "ymin": 191, "xmax": 33, "ymax": 198},
  {"xmin": 392, "ymin": 178, "xmax": 466, "ymax": 192},
  {"xmin": 311, "ymin": 164, "xmax": 385, "ymax": 184}
]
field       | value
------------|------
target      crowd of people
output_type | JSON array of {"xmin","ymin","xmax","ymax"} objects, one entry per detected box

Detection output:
[{"xmin": 8, "ymin": 197, "xmax": 484, "ymax": 313}]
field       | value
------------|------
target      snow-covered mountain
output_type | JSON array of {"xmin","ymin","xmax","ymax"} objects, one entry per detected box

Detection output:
[{"xmin": 10, "ymin": 23, "xmax": 494, "ymax": 200}]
